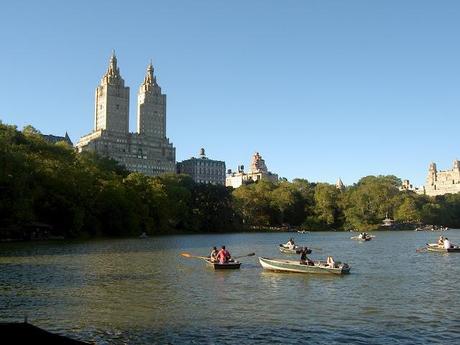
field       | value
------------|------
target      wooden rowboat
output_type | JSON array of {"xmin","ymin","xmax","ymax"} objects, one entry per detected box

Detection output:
[
  {"xmin": 204, "ymin": 259, "xmax": 241, "ymax": 269},
  {"xmin": 279, "ymin": 244, "xmax": 312, "ymax": 254},
  {"xmin": 259, "ymin": 257, "xmax": 350, "ymax": 275},
  {"xmin": 426, "ymin": 243, "xmax": 460, "ymax": 253}
]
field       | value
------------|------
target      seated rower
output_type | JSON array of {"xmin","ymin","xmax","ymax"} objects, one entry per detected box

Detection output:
[
  {"xmin": 326, "ymin": 256, "xmax": 335, "ymax": 268},
  {"xmin": 217, "ymin": 245, "xmax": 231, "ymax": 264},
  {"xmin": 444, "ymin": 238, "xmax": 452, "ymax": 249},
  {"xmin": 300, "ymin": 248, "xmax": 314, "ymax": 266},
  {"xmin": 284, "ymin": 238, "xmax": 295, "ymax": 250},
  {"xmin": 210, "ymin": 246, "xmax": 218, "ymax": 262},
  {"xmin": 438, "ymin": 235, "xmax": 445, "ymax": 246}
]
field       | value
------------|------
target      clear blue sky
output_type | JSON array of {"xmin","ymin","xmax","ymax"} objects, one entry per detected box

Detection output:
[{"xmin": 1, "ymin": 1, "xmax": 459, "ymax": 186}]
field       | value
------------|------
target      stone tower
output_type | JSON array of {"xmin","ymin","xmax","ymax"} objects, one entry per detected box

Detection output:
[
  {"xmin": 250, "ymin": 152, "xmax": 268, "ymax": 173},
  {"xmin": 137, "ymin": 62, "xmax": 166, "ymax": 138},
  {"xmin": 94, "ymin": 51, "xmax": 130, "ymax": 133},
  {"xmin": 427, "ymin": 162, "xmax": 437, "ymax": 186},
  {"xmin": 453, "ymin": 159, "xmax": 460, "ymax": 170}
]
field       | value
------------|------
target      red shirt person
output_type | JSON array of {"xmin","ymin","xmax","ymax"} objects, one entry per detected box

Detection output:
[{"xmin": 217, "ymin": 245, "xmax": 231, "ymax": 264}]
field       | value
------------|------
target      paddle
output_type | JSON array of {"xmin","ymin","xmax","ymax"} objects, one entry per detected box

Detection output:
[
  {"xmin": 180, "ymin": 252, "xmax": 208, "ymax": 260},
  {"xmin": 416, "ymin": 244, "xmax": 430, "ymax": 252},
  {"xmin": 233, "ymin": 252, "xmax": 255, "ymax": 259}
]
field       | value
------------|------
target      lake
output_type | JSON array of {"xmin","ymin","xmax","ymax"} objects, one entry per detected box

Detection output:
[{"xmin": 1, "ymin": 231, "xmax": 460, "ymax": 344}]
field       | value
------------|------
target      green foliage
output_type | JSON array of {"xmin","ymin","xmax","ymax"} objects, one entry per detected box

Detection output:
[
  {"xmin": 2, "ymin": 122, "xmax": 460, "ymax": 238},
  {"xmin": 341, "ymin": 175, "xmax": 402, "ymax": 230},
  {"xmin": 314, "ymin": 183, "xmax": 341, "ymax": 228},
  {"xmin": 0, "ymin": 123, "xmax": 239, "ymax": 239}
]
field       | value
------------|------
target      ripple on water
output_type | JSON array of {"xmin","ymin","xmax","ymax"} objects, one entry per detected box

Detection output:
[{"xmin": 1, "ymin": 232, "xmax": 460, "ymax": 343}]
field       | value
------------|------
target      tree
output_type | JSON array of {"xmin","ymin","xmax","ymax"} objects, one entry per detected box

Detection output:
[
  {"xmin": 395, "ymin": 195, "xmax": 421, "ymax": 223},
  {"xmin": 314, "ymin": 183, "xmax": 340, "ymax": 228},
  {"xmin": 342, "ymin": 175, "xmax": 402, "ymax": 230}
]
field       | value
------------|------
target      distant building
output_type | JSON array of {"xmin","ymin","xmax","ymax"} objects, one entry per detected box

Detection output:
[
  {"xmin": 399, "ymin": 179, "xmax": 422, "ymax": 193},
  {"xmin": 76, "ymin": 52, "xmax": 176, "ymax": 176},
  {"xmin": 226, "ymin": 152, "xmax": 278, "ymax": 188},
  {"xmin": 177, "ymin": 148, "xmax": 226, "ymax": 185},
  {"xmin": 417, "ymin": 160, "xmax": 460, "ymax": 196},
  {"xmin": 41, "ymin": 132, "xmax": 73, "ymax": 146}
]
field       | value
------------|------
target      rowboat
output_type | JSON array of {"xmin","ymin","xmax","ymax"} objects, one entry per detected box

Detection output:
[
  {"xmin": 259, "ymin": 257, "xmax": 351, "ymax": 275},
  {"xmin": 279, "ymin": 244, "xmax": 311, "ymax": 254},
  {"xmin": 426, "ymin": 243, "xmax": 460, "ymax": 253},
  {"xmin": 350, "ymin": 235, "xmax": 373, "ymax": 241},
  {"xmin": 204, "ymin": 259, "xmax": 241, "ymax": 269}
]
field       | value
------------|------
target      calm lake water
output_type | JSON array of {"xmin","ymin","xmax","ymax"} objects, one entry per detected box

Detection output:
[{"xmin": 1, "ymin": 231, "xmax": 460, "ymax": 344}]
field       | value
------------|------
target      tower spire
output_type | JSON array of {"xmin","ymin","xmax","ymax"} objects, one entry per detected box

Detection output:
[
  {"xmin": 102, "ymin": 50, "xmax": 122, "ymax": 85},
  {"xmin": 108, "ymin": 50, "xmax": 118, "ymax": 75},
  {"xmin": 141, "ymin": 60, "xmax": 158, "ymax": 91}
]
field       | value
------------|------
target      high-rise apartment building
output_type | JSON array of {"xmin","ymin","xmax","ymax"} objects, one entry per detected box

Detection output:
[{"xmin": 76, "ymin": 52, "xmax": 175, "ymax": 176}]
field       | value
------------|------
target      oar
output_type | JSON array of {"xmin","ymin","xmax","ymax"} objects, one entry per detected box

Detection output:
[
  {"xmin": 180, "ymin": 252, "xmax": 208, "ymax": 260},
  {"xmin": 233, "ymin": 252, "xmax": 255, "ymax": 259},
  {"xmin": 416, "ymin": 244, "xmax": 429, "ymax": 253}
]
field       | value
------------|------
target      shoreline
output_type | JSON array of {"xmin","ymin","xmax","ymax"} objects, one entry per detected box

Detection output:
[{"xmin": 0, "ymin": 226, "xmax": 454, "ymax": 244}]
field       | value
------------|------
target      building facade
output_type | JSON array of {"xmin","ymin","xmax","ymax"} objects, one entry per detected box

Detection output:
[
  {"xmin": 76, "ymin": 52, "xmax": 175, "ymax": 176},
  {"xmin": 226, "ymin": 152, "xmax": 278, "ymax": 188},
  {"xmin": 42, "ymin": 132, "xmax": 73, "ymax": 146},
  {"xmin": 418, "ymin": 160, "xmax": 460, "ymax": 196},
  {"xmin": 177, "ymin": 148, "xmax": 226, "ymax": 185}
]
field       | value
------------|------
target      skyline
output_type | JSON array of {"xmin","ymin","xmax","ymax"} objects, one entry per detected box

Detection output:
[{"xmin": 1, "ymin": 1, "xmax": 460, "ymax": 186}]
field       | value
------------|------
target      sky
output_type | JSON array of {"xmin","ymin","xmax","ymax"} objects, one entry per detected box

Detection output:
[{"xmin": 1, "ymin": 1, "xmax": 459, "ymax": 186}]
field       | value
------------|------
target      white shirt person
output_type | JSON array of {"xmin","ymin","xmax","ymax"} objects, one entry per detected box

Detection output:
[{"xmin": 444, "ymin": 238, "xmax": 452, "ymax": 249}]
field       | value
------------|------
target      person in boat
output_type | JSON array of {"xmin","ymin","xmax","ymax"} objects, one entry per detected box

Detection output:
[
  {"xmin": 326, "ymin": 256, "xmax": 335, "ymax": 268},
  {"xmin": 210, "ymin": 246, "xmax": 219, "ymax": 262},
  {"xmin": 217, "ymin": 245, "xmax": 231, "ymax": 264},
  {"xmin": 438, "ymin": 235, "xmax": 445, "ymax": 246},
  {"xmin": 284, "ymin": 238, "xmax": 295, "ymax": 250},
  {"xmin": 443, "ymin": 238, "xmax": 452, "ymax": 249},
  {"xmin": 300, "ymin": 248, "xmax": 314, "ymax": 266}
]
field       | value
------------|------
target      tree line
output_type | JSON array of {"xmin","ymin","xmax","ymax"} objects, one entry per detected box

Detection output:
[{"xmin": 1, "ymin": 122, "xmax": 460, "ymax": 239}]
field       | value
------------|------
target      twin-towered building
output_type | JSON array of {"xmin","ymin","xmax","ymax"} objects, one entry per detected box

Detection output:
[
  {"xmin": 76, "ymin": 52, "xmax": 176, "ymax": 176},
  {"xmin": 76, "ymin": 53, "xmax": 279, "ymax": 186}
]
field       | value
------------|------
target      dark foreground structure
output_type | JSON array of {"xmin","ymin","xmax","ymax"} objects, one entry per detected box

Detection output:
[{"xmin": 0, "ymin": 322, "xmax": 90, "ymax": 345}]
